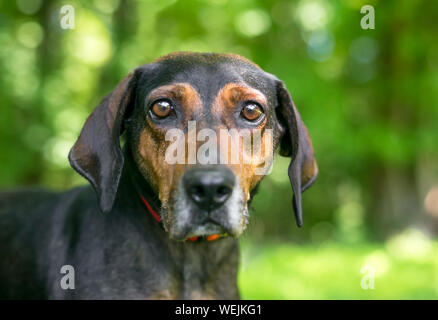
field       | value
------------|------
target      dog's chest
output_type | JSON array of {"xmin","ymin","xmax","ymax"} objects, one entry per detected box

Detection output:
[
  {"xmin": 85, "ymin": 238, "xmax": 240, "ymax": 299},
  {"xmin": 142, "ymin": 243, "xmax": 239, "ymax": 299},
  {"xmin": 93, "ymin": 263, "xmax": 232, "ymax": 300}
]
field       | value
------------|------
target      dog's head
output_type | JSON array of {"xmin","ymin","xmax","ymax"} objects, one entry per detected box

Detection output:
[{"xmin": 69, "ymin": 52, "xmax": 318, "ymax": 241}]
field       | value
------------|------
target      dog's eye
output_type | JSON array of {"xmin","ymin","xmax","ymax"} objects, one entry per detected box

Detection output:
[
  {"xmin": 151, "ymin": 100, "xmax": 173, "ymax": 118},
  {"xmin": 241, "ymin": 102, "xmax": 264, "ymax": 122}
]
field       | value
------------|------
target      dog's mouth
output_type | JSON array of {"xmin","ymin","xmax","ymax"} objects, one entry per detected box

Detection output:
[
  {"xmin": 185, "ymin": 233, "xmax": 228, "ymax": 242},
  {"xmin": 184, "ymin": 220, "xmax": 228, "ymax": 242},
  {"xmin": 184, "ymin": 224, "xmax": 228, "ymax": 242},
  {"xmin": 166, "ymin": 216, "xmax": 232, "ymax": 242}
]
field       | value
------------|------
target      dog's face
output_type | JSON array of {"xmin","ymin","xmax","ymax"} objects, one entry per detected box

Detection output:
[
  {"xmin": 129, "ymin": 54, "xmax": 281, "ymax": 240},
  {"xmin": 69, "ymin": 52, "xmax": 318, "ymax": 241}
]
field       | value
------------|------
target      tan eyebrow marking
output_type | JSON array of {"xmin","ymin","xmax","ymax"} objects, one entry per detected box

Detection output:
[
  {"xmin": 212, "ymin": 83, "xmax": 268, "ymax": 113},
  {"xmin": 147, "ymin": 83, "xmax": 202, "ymax": 117},
  {"xmin": 211, "ymin": 83, "xmax": 268, "ymax": 130}
]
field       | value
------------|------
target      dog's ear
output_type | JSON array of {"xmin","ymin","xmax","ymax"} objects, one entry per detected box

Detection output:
[
  {"xmin": 69, "ymin": 70, "xmax": 139, "ymax": 213},
  {"xmin": 275, "ymin": 80, "xmax": 318, "ymax": 227}
]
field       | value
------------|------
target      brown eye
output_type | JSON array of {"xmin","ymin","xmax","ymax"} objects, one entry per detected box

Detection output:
[
  {"xmin": 151, "ymin": 100, "xmax": 172, "ymax": 118},
  {"xmin": 241, "ymin": 102, "xmax": 264, "ymax": 122}
]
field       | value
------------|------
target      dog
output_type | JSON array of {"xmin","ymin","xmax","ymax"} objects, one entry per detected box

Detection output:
[{"xmin": 0, "ymin": 52, "xmax": 317, "ymax": 299}]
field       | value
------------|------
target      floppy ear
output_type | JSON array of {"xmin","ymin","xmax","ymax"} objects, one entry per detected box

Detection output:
[
  {"xmin": 276, "ymin": 80, "xmax": 318, "ymax": 227},
  {"xmin": 68, "ymin": 70, "xmax": 139, "ymax": 213}
]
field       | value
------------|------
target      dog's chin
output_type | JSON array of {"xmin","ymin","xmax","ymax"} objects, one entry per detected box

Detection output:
[
  {"xmin": 166, "ymin": 220, "xmax": 244, "ymax": 241},
  {"xmin": 185, "ymin": 222, "xmax": 226, "ymax": 238},
  {"xmin": 164, "ymin": 210, "xmax": 247, "ymax": 241}
]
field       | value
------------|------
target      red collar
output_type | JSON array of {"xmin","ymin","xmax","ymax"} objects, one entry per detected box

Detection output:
[
  {"xmin": 139, "ymin": 195, "xmax": 220, "ymax": 242},
  {"xmin": 139, "ymin": 195, "xmax": 161, "ymax": 223}
]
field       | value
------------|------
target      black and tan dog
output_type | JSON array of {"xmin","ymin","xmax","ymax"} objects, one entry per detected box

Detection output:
[{"xmin": 0, "ymin": 52, "xmax": 317, "ymax": 299}]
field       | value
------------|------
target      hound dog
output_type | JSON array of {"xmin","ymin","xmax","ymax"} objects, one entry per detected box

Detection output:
[{"xmin": 0, "ymin": 52, "xmax": 317, "ymax": 299}]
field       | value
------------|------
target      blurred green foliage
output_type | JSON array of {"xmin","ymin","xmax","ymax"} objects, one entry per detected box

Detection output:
[
  {"xmin": 1, "ymin": 0, "xmax": 438, "ymax": 299},
  {"xmin": 240, "ymin": 230, "xmax": 438, "ymax": 299}
]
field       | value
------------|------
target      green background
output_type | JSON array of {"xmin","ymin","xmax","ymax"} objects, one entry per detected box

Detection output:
[{"xmin": 1, "ymin": 0, "xmax": 438, "ymax": 299}]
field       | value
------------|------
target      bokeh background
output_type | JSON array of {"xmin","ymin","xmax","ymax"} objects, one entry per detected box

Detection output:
[{"xmin": 1, "ymin": 0, "xmax": 438, "ymax": 299}]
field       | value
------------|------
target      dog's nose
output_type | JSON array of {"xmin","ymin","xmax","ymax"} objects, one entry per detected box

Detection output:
[{"xmin": 183, "ymin": 167, "xmax": 235, "ymax": 212}]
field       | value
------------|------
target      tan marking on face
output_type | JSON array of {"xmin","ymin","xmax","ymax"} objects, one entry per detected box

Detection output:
[
  {"xmin": 148, "ymin": 83, "xmax": 202, "ymax": 119},
  {"xmin": 212, "ymin": 83, "xmax": 267, "ymax": 115},
  {"xmin": 226, "ymin": 131, "xmax": 273, "ymax": 201},
  {"xmin": 212, "ymin": 83, "xmax": 271, "ymax": 201},
  {"xmin": 137, "ymin": 83, "xmax": 203, "ymax": 205}
]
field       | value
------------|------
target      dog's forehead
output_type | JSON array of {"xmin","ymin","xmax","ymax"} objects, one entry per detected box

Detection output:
[{"xmin": 138, "ymin": 53, "xmax": 276, "ymax": 101}]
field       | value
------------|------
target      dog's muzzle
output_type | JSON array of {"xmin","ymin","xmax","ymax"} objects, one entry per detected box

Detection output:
[{"xmin": 167, "ymin": 165, "xmax": 246, "ymax": 241}]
